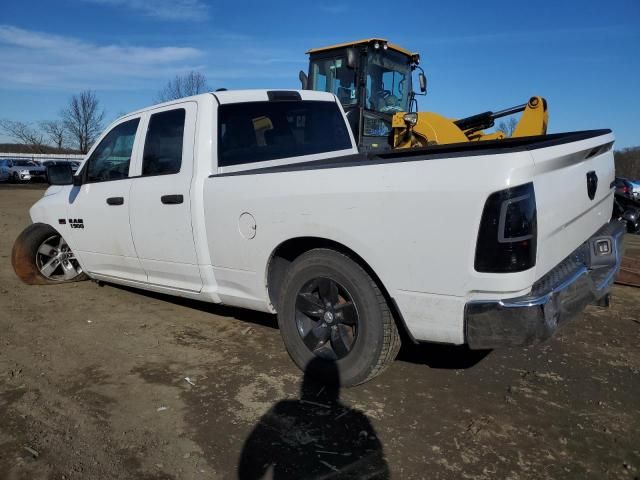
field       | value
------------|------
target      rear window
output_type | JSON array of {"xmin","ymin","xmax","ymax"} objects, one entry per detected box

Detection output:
[
  {"xmin": 218, "ymin": 100, "xmax": 352, "ymax": 167},
  {"xmin": 142, "ymin": 108, "xmax": 186, "ymax": 176}
]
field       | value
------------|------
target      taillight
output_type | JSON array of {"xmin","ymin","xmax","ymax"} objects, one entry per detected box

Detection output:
[{"xmin": 475, "ymin": 182, "xmax": 537, "ymax": 273}]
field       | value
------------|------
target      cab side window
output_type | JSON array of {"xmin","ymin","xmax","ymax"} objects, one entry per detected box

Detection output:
[
  {"xmin": 142, "ymin": 109, "xmax": 186, "ymax": 176},
  {"xmin": 86, "ymin": 119, "xmax": 140, "ymax": 183}
]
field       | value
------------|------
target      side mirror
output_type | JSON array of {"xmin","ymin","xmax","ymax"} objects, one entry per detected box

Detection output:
[
  {"xmin": 73, "ymin": 172, "xmax": 83, "ymax": 187},
  {"xmin": 346, "ymin": 48, "xmax": 358, "ymax": 69},
  {"xmin": 299, "ymin": 70, "xmax": 308, "ymax": 90},
  {"xmin": 46, "ymin": 164, "xmax": 73, "ymax": 186},
  {"xmin": 418, "ymin": 72, "xmax": 427, "ymax": 93}
]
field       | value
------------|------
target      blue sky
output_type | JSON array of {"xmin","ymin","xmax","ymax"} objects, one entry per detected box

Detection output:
[{"xmin": 1, "ymin": 0, "xmax": 639, "ymax": 148}]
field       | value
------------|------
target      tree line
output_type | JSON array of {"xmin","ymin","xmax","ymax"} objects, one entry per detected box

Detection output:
[
  {"xmin": 615, "ymin": 147, "xmax": 640, "ymax": 180},
  {"xmin": 0, "ymin": 71, "xmax": 210, "ymax": 154}
]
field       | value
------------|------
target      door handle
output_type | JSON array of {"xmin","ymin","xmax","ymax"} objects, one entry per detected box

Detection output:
[
  {"xmin": 106, "ymin": 197, "xmax": 124, "ymax": 206},
  {"xmin": 161, "ymin": 194, "xmax": 184, "ymax": 205}
]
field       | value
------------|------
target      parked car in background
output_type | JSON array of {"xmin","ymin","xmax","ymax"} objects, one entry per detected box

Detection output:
[
  {"xmin": 42, "ymin": 160, "xmax": 81, "ymax": 175},
  {"xmin": 0, "ymin": 159, "xmax": 46, "ymax": 183},
  {"xmin": 614, "ymin": 177, "xmax": 640, "ymax": 199},
  {"xmin": 0, "ymin": 159, "xmax": 11, "ymax": 182}
]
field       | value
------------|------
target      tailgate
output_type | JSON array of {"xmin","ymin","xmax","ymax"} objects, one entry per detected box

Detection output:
[{"xmin": 532, "ymin": 131, "xmax": 615, "ymax": 279}]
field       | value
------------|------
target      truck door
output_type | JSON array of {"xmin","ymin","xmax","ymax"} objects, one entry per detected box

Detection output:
[
  {"xmin": 66, "ymin": 117, "xmax": 147, "ymax": 282},
  {"xmin": 128, "ymin": 103, "xmax": 203, "ymax": 292}
]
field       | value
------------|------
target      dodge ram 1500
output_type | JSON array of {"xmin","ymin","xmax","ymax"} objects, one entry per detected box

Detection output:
[{"xmin": 12, "ymin": 89, "xmax": 625, "ymax": 385}]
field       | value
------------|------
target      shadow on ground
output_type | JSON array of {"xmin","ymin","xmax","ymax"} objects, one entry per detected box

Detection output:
[
  {"xmin": 106, "ymin": 282, "xmax": 279, "ymax": 330},
  {"xmin": 397, "ymin": 342, "xmax": 491, "ymax": 369},
  {"xmin": 238, "ymin": 357, "xmax": 389, "ymax": 479},
  {"xmin": 107, "ymin": 283, "xmax": 491, "ymax": 370},
  {"xmin": 106, "ymin": 282, "xmax": 492, "ymax": 370}
]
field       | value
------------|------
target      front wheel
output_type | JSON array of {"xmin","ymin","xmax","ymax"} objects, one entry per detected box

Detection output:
[
  {"xmin": 277, "ymin": 249, "xmax": 401, "ymax": 386},
  {"xmin": 12, "ymin": 223, "xmax": 87, "ymax": 285}
]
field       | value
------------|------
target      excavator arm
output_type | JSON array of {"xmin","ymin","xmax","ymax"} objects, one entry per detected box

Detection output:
[{"xmin": 392, "ymin": 96, "xmax": 548, "ymax": 148}]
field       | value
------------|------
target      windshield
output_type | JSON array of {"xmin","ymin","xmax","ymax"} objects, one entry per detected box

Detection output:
[
  {"xmin": 365, "ymin": 50, "xmax": 412, "ymax": 113},
  {"xmin": 14, "ymin": 160, "xmax": 35, "ymax": 167},
  {"xmin": 309, "ymin": 57, "xmax": 357, "ymax": 107}
]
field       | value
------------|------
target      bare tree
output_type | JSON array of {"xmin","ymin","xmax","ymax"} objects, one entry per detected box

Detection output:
[
  {"xmin": 615, "ymin": 147, "xmax": 640, "ymax": 180},
  {"xmin": 0, "ymin": 119, "xmax": 47, "ymax": 153},
  {"xmin": 497, "ymin": 117, "xmax": 518, "ymax": 137},
  {"xmin": 40, "ymin": 120, "xmax": 67, "ymax": 149},
  {"xmin": 61, "ymin": 90, "xmax": 105, "ymax": 154},
  {"xmin": 156, "ymin": 71, "xmax": 211, "ymax": 102}
]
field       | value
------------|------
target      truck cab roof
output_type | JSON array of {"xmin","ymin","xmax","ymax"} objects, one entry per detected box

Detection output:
[{"xmin": 123, "ymin": 90, "xmax": 339, "ymax": 120}]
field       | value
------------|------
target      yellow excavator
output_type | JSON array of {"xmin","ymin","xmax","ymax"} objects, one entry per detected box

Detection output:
[{"xmin": 299, "ymin": 38, "xmax": 548, "ymax": 151}]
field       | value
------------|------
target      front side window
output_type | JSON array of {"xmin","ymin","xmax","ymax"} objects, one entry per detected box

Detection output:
[
  {"xmin": 86, "ymin": 119, "xmax": 139, "ymax": 182},
  {"xmin": 218, "ymin": 100, "xmax": 352, "ymax": 167},
  {"xmin": 309, "ymin": 57, "xmax": 357, "ymax": 107},
  {"xmin": 142, "ymin": 109, "xmax": 186, "ymax": 176}
]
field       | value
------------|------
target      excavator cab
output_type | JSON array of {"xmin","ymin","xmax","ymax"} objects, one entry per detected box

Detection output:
[
  {"xmin": 301, "ymin": 38, "xmax": 425, "ymax": 151},
  {"xmin": 302, "ymin": 38, "xmax": 548, "ymax": 150}
]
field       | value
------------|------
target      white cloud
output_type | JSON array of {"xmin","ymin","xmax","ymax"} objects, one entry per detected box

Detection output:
[
  {"xmin": 79, "ymin": 0, "xmax": 209, "ymax": 21},
  {"xmin": 0, "ymin": 24, "xmax": 308, "ymax": 96},
  {"xmin": 0, "ymin": 25, "xmax": 204, "ymax": 90},
  {"xmin": 318, "ymin": 4, "xmax": 348, "ymax": 14}
]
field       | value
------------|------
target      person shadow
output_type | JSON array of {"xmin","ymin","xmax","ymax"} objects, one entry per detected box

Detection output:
[{"xmin": 238, "ymin": 357, "xmax": 390, "ymax": 479}]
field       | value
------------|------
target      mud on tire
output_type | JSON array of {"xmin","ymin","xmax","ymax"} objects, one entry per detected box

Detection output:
[{"xmin": 12, "ymin": 223, "xmax": 87, "ymax": 285}]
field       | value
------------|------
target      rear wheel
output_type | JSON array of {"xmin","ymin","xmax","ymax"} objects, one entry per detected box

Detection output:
[
  {"xmin": 12, "ymin": 223, "xmax": 87, "ymax": 285},
  {"xmin": 277, "ymin": 249, "xmax": 400, "ymax": 386}
]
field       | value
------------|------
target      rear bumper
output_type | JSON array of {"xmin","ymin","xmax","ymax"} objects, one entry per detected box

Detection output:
[{"xmin": 465, "ymin": 221, "xmax": 626, "ymax": 349}]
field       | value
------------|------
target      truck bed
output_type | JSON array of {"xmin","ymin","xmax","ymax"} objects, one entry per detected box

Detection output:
[
  {"xmin": 206, "ymin": 128, "xmax": 615, "ymax": 343},
  {"xmin": 211, "ymin": 129, "xmax": 612, "ymax": 177}
]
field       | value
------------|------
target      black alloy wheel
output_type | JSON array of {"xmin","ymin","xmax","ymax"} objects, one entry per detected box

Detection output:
[
  {"xmin": 277, "ymin": 248, "xmax": 401, "ymax": 386},
  {"xmin": 295, "ymin": 277, "xmax": 358, "ymax": 360}
]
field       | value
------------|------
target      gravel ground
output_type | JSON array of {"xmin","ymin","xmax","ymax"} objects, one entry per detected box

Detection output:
[{"xmin": 0, "ymin": 185, "xmax": 639, "ymax": 480}]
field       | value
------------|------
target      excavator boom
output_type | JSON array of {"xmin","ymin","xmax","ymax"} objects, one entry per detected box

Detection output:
[{"xmin": 392, "ymin": 96, "xmax": 549, "ymax": 149}]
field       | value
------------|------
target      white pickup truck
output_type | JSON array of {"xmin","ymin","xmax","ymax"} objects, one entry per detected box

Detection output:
[{"xmin": 12, "ymin": 89, "xmax": 625, "ymax": 385}]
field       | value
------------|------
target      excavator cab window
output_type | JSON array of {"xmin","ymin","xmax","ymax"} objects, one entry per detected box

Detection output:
[
  {"xmin": 309, "ymin": 57, "xmax": 357, "ymax": 106},
  {"xmin": 365, "ymin": 50, "xmax": 411, "ymax": 114}
]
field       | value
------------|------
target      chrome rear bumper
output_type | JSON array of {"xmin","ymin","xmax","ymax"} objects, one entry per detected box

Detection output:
[{"xmin": 465, "ymin": 221, "xmax": 626, "ymax": 349}]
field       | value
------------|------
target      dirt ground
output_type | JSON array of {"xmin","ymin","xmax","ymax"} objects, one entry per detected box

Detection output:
[{"xmin": 0, "ymin": 185, "xmax": 638, "ymax": 480}]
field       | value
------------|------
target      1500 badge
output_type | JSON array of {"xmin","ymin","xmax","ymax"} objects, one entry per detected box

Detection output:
[{"xmin": 69, "ymin": 218, "xmax": 84, "ymax": 229}]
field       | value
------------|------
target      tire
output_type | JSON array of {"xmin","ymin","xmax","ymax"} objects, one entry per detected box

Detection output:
[
  {"xmin": 11, "ymin": 172, "xmax": 18, "ymax": 184},
  {"xmin": 277, "ymin": 248, "xmax": 401, "ymax": 386},
  {"xmin": 11, "ymin": 223, "xmax": 88, "ymax": 285}
]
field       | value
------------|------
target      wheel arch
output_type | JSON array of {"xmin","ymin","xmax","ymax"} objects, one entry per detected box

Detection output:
[{"xmin": 266, "ymin": 236, "xmax": 417, "ymax": 343}]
